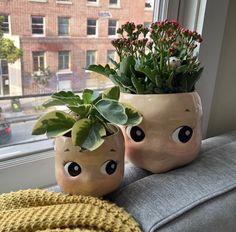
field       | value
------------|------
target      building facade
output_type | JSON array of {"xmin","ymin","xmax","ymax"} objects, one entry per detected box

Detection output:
[{"xmin": 0, "ymin": 0, "xmax": 153, "ymax": 95}]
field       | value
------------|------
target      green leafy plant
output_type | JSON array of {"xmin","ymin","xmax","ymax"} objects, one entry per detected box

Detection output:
[
  {"xmin": 87, "ymin": 20, "xmax": 203, "ymax": 94},
  {"xmin": 32, "ymin": 86, "xmax": 142, "ymax": 151}
]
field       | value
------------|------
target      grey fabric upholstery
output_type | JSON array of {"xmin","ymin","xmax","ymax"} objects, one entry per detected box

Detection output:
[
  {"xmin": 106, "ymin": 131, "xmax": 236, "ymax": 232},
  {"xmin": 48, "ymin": 131, "xmax": 236, "ymax": 232}
]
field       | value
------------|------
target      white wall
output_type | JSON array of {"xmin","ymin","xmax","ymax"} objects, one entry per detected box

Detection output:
[{"xmin": 207, "ymin": 0, "xmax": 236, "ymax": 137}]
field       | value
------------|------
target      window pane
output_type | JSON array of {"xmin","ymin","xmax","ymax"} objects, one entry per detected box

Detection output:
[
  {"xmin": 108, "ymin": 20, "xmax": 117, "ymax": 36},
  {"xmin": 58, "ymin": 51, "xmax": 70, "ymax": 70},
  {"xmin": 32, "ymin": 52, "xmax": 45, "ymax": 71},
  {"xmin": 32, "ymin": 16, "xmax": 44, "ymax": 34},
  {"xmin": 0, "ymin": 15, "xmax": 9, "ymax": 33},
  {"xmin": 87, "ymin": 19, "xmax": 97, "ymax": 35},
  {"xmin": 109, "ymin": 0, "xmax": 118, "ymax": 4},
  {"xmin": 0, "ymin": 0, "xmax": 153, "ymax": 159},
  {"xmin": 58, "ymin": 17, "xmax": 69, "ymax": 35}
]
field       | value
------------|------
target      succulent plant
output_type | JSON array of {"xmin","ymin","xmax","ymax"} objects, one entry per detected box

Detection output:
[
  {"xmin": 87, "ymin": 20, "xmax": 203, "ymax": 94},
  {"xmin": 32, "ymin": 86, "xmax": 142, "ymax": 151}
]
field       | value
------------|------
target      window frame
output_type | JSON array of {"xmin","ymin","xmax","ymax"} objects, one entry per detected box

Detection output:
[
  {"xmin": 31, "ymin": 15, "xmax": 45, "ymax": 36},
  {"xmin": 86, "ymin": 50, "xmax": 97, "ymax": 68},
  {"xmin": 87, "ymin": 18, "xmax": 98, "ymax": 37},
  {"xmin": 32, "ymin": 51, "xmax": 46, "ymax": 72},
  {"xmin": 58, "ymin": 16, "xmax": 70, "ymax": 36},
  {"xmin": 0, "ymin": 14, "xmax": 10, "ymax": 34},
  {"xmin": 0, "ymin": 0, "xmax": 230, "ymax": 192},
  {"xmin": 58, "ymin": 51, "xmax": 70, "ymax": 71},
  {"xmin": 108, "ymin": 19, "xmax": 117, "ymax": 37}
]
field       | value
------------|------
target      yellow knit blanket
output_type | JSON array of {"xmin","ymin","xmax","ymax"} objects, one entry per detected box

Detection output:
[{"xmin": 0, "ymin": 189, "xmax": 141, "ymax": 232}]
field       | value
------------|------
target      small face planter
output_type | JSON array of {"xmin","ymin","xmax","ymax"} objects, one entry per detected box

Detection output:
[
  {"xmin": 120, "ymin": 92, "xmax": 202, "ymax": 173},
  {"xmin": 55, "ymin": 125, "xmax": 125, "ymax": 197}
]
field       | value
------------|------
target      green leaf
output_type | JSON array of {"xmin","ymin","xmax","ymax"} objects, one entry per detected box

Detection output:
[
  {"xmin": 72, "ymin": 119, "xmax": 106, "ymax": 151},
  {"xmin": 135, "ymin": 61, "xmax": 156, "ymax": 83},
  {"xmin": 86, "ymin": 64, "xmax": 114, "ymax": 77},
  {"xmin": 67, "ymin": 104, "xmax": 91, "ymax": 118},
  {"xmin": 82, "ymin": 89, "xmax": 100, "ymax": 104},
  {"xmin": 43, "ymin": 99, "xmax": 65, "ymax": 108},
  {"xmin": 131, "ymin": 76, "xmax": 145, "ymax": 94},
  {"xmin": 118, "ymin": 56, "xmax": 135, "ymax": 77},
  {"xmin": 95, "ymin": 99, "xmax": 128, "ymax": 125},
  {"xmin": 121, "ymin": 103, "xmax": 143, "ymax": 126},
  {"xmin": 32, "ymin": 110, "xmax": 76, "ymax": 137},
  {"xmin": 52, "ymin": 91, "xmax": 83, "ymax": 105},
  {"xmin": 102, "ymin": 86, "xmax": 120, "ymax": 100}
]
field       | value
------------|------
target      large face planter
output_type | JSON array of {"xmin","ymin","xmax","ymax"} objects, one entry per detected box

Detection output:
[
  {"xmin": 54, "ymin": 126, "xmax": 124, "ymax": 197},
  {"xmin": 120, "ymin": 92, "xmax": 202, "ymax": 173}
]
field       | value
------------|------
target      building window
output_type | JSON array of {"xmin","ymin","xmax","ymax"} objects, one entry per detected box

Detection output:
[
  {"xmin": 109, "ymin": 0, "xmax": 118, "ymax": 6},
  {"xmin": 32, "ymin": 52, "xmax": 45, "ymax": 72},
  {"xmin": 107, "ymin": 50, "xmax": 115, "ymax": 65},
  {"xmin": 108, "ymin": 19, "xmax": 117, "ymax": 36},
  {"xmin": 0, "ymin": 60, "xmax": 9, "ymax": 95},
  {"xmin": 31, "ymin": 16, "xmax": 45, "ymax": 35},
  {"xmin": 58, "ymin": 17, "xmax": 69, "ymax": 36},
  {"xmin": 145, "ymin": 0, "xmax": 154, "ymax": 9},
  {"xmin": 58, "ymin": 51, "xmax": 70, "ymax": 70},
  {"xmin": 87, "ymin": 19, "xmax": 97, "ymax": 36},
  {"xmin": 0, "ymin": 15, "xmax": 10, "ymax": 33},
  {"xmin": 86, "ymin": 50, "xmax": 97, "ymax": 67},
  {"xmin": 87, "ymin": 0, "xmax": 98, "ymax": 3}
]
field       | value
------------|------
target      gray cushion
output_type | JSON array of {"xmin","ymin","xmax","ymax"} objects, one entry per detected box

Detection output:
[
  {"xmin": 106, "ymin": 131, "xmax": 236, "ymax": 232},
  {"xmin": 48, "ymin": 131, "xmax": 236, "ymax": 232}
]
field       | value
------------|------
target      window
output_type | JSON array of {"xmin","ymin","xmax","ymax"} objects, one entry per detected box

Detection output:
[
  {"xmin": 0, "ymin": 60, "xmax": 9, "ymax": 95},
  {"xmin": 87, "ymin": 19, "xmax": 97, "ymax": 36},
  {"xmin": 0, "ymin": 0, "xmax": 157, "ymax": 192},
  {"xmin": 58, "ymin": 51, "xmax": 70, "ymax": 70},
  {"xmin": 145, "ymin": 0, "xmax": 154, "ymax": 9},
  {"xmin": 87, "ymin": 0, "xmax": 98, "ymax": 3},
  {"xmin": 0, "ymin": 15, "xmax": 10, "ymax": 33},
  {"xmin": 108, "ymin": 19, "xmax": 117, "ymax": 36},
  {"xmin": 58, "ymin": 17, "xmax": 69, "ymax": 36},
  {"xmin": 109, "ymin": 0, "xmax": 118, "ymax": 6},
  {"xmin": 32, "ymin": 52, "xmax": 45, "ymax": 71},
  {"xmin": 107, "ymin": 50, "xmax": 115, "ymax": 64},
  {"xmin": 86, "ymin": 50, "xmax": 97, "ymax": 67},
  {"xmin": 31, "ymin": 16, "xmax": 44, "ymax": 35}
]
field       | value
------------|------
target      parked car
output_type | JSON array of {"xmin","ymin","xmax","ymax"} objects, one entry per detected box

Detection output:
[{"xmin": 0, "ymin": 120, "xmax": 11, "ymax": 145}]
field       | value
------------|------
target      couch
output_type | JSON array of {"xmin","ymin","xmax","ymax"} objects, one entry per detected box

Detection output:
[{"xmin": 49, "ymin": 131, "xmax": 236, "ymax": 232}]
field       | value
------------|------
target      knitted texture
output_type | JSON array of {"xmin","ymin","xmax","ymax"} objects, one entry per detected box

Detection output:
[{"xmin": 0, "ymin": 189, "xmax": 141, "ymax": 232}]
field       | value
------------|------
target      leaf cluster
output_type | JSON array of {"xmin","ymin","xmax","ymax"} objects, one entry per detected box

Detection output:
[{"xmin": 32, "ymin": 86, "xmax": 142, "ymax": 151}]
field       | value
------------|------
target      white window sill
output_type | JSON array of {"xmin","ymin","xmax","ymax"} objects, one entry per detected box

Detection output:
[
  {"xmin": 87, "ymin": 35, "xmax": 98, "ymax": 38},
  {"xmin": 29, "ymin": 0, "xmax": 48, "ymax": 2},
  {"xmin": 109, "ymin": 5, "xmax": 121, "ymax": 9},
  {"xmin": 56, "ymin": 1, "xmax": 72, "ymax": 5},
  {"xmin": 57, "ymin": 70, "xmax": 73, "ymax": 74},
  {"xmin": 86, "ymin": 3, "xmax": 100, "ymax": 7},
  {"xmin": 32, "ymin": 34, "xmax": 45, "ymax": 37},
  {"xmin": 58, "ymin": 35, "xmax": 71, "ymax": 38}
]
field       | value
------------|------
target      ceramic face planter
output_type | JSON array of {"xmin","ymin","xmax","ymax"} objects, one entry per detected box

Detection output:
[
  {"xmin": 120, "ymin": 92, "xmax": 202, "ymax": 173},
  {"xmin": 54, "ymin": 126, "xmax": 124, "ymax": 197}
]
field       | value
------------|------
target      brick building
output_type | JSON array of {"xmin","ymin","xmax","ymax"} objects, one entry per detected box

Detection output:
[{"xmin": 0, "ymin": 0, "xmax": 153, "ymax": 96}]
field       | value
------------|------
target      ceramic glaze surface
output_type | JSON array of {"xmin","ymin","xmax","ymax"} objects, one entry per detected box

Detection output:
[
  {"xmin": 120, "ymin": 92, "xmax": 202, "ymax": 173},
  {"xmin": 54, "ymin": 126, "xmax": 124, "ymax": 196}
]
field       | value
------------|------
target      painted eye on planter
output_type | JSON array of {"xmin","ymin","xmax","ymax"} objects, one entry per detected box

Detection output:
[
  {"xmin": 101, "ymin": 160, "xmax": 117, "ymax": 175},
  {"xmin": 126, "ymin": 126, "xmax": 145, "ymax": 142},
  {"xmin": 64, "ymin": 162, "xmax": 81, "ymax": 177},
  {"xmin": 172, "ymin": 126, "xmax": 193, "ymax": 143}
]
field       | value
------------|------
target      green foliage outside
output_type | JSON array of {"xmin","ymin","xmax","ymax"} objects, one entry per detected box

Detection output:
[{"xmin": 0, "ymin": 16, "xmax": 22, "ymax": 63}]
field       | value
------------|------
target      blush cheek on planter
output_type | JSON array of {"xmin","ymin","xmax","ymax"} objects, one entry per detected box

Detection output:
[
  {"xmin": 54, "ymin": 126, "xmax": 124, "ymax": 197},
  {"xmin": 120, "ymin": 92, "xmax": 203, "ymax": 173}
]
